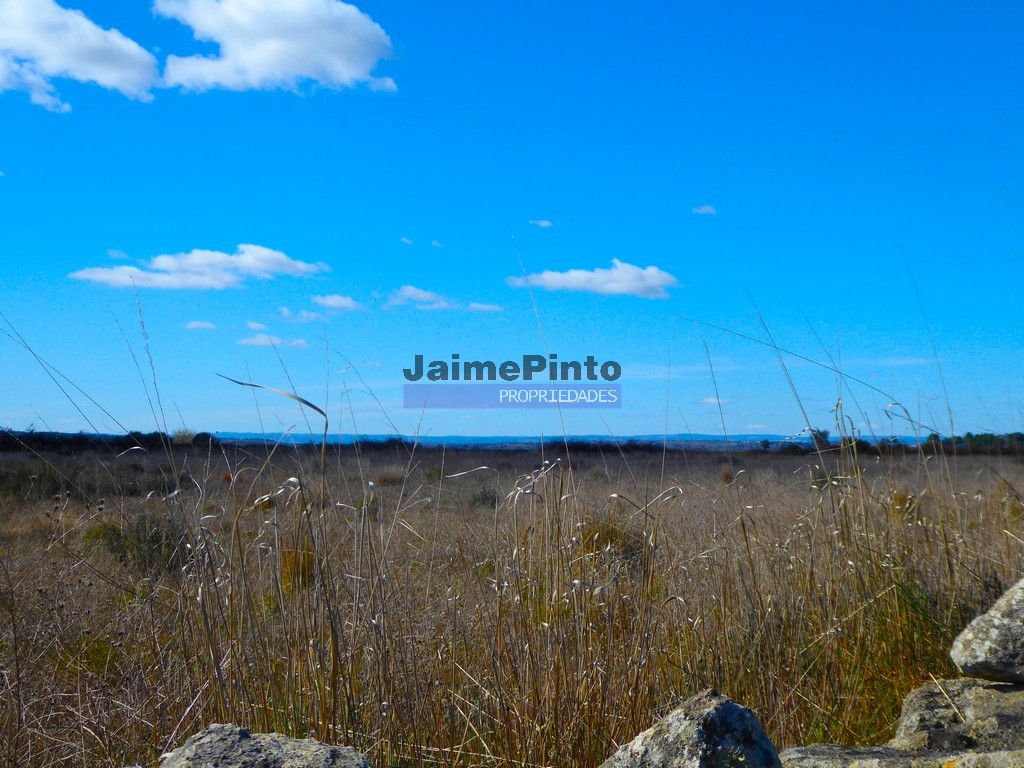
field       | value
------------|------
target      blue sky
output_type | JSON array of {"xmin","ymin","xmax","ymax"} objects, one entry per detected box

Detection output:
[{"xmin": 1, "ymin": 0, "xmax": 1022, "ymax": 440}]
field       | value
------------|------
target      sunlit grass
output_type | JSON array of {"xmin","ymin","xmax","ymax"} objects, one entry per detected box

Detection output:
[{"xmin": 0, "ymin": 436, "xmax": 1020, "ymax": 767}]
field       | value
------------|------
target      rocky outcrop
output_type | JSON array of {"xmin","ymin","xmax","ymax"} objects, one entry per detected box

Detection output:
[
  {"xmin": 598, "ymin": 688, "xmax": 782, "ymax": 768},
  {"xmin": 149, "ymin": 723, "xmax": 371, "ymax": 768},
  {"xmin": 951, "ymin": 577, "xmax": 1024, "ymax": 683},
  {"xmin": 781, "ymin": 678, "xmax": 1024, "ymax": 766},
  {"xmin": 781, "ymin": 576, "xmax": 1024, "ymax": 767},
  {"xmin": 889, "ymin": 678, "xmax": 1024, "ymax": 752},
  {"xmin": 780, "ymin": 743, "xmax": 1024, "ymax": 767}
]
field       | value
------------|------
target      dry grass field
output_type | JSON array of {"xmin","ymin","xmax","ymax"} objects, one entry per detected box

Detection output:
[{"xmin": 0, "ymin": 437, "xmax": 1021, "ymax": 767}]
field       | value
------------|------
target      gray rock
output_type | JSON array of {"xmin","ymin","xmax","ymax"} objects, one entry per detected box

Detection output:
[
  {"xmin": 779, "ymin": 677, "xmax": 1024, "ymax": 767},
  {"xmin": 889, "ymin": 678, "xmax": 1024, "ymax": 753},
  {"xmin": 953, "ymin": 752, "xmax": 1024, "ymax": 767},
  {"xmin": 599, "ymin": 688, "xmax": 782, "ymax": 768},
  {"xmin": 158, "ymin": 723, "xmax": 371, "ymax": 768},
  {"xmin": 781, "ymin": 744, "xmax": 1024, "ymax": 767},
  {"xmin": 781, "ymin": 744, "xmax": 928, "ymax": 767},
  {"xmin": 951, "ymin": 577, "xmax": 1024, "ymax": 683}
]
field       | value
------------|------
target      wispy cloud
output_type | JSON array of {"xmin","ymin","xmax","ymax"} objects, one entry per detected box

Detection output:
[
  {"xmin": 239, "ymin": 333, "xmax": 308, "ymax": 348},
  {"xmin": 431, "ymin": 240, "xmax": 443, "ymax": 248},
  {"xmin": 388, "ymin": 286, "xmax": 502, "ymax": 312},
  {"xmin": 107, "ymin": 248, "xmax": 129, "ymax": 260},
  {"xmin": 69, "ymin": 244, "xmax": 328, "ymax": 289},
  {"xmin": 247, "ymin": 321, "xmax": 267, "ymax": 330},
  {"xmin": 692, "ymin": 205, "xmax": 718, "ymax": 215},
  {"xmin": 155, "ymin": 0, "xmax": 394, "ymax": 93},
  {"xmin": 702, "ymin": 397, "xmax": 726, "ymax": 405},
  {"xmin": 529, "ymin": 219, "xmax": 553, "ymax": 228},
  {"xmin": 280, "ymin": 307, "xmax": 322, "ymax": 322},
  {"xmin": 0, "ymin": 0, "xmax": 157, "ymax": 112},
  {"xmin": 507, "ymin": 259, "xmax": 678, "ymax": 299},
  {"xmin": 185, "ymin": 320, "xmax": 216, "ymax": 330},
  {"xmin": 391, "ymin": 285, "xmax": 441, "ymax": 303},
  {"xmin": 399, "ymin": 236, "xmax": 414, "ymax": 245},
  {"xmin": 389, "ymin": 285, "xmax": 453, "ymax": 310},
  {"xmin": 312, "ymin": 294, "xmax": 361, "ymax": 310}
]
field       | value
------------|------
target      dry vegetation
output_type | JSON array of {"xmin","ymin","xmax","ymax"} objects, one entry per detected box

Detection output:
[{"xmin": 0, "ymin": 437, "xmax": 1022, "ymax": 767}]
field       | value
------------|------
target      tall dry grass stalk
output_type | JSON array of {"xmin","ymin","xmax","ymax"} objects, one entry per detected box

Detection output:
[{"xmin": 0, "ymin": 435, "xmax": 1021, "ymax": 767}]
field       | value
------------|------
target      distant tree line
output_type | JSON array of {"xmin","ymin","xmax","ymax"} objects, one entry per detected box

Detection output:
[
  {"xmin": 921, "ymin": 431, "xmax": 1024, "ymax": 455},
  {"xmin": 1, "ymin": 428, "xmax": 1023, "ymax": 457},
  {"xmin": 791, "ymin": 429, "xmax": 1024, "ymax": 457},
  {"xmin": 0, "ymin": 430, "xmax": 180, "ymax": 455}
]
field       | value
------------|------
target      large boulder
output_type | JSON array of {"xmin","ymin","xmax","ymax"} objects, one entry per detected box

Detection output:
[
  {"xmin": 156, "ymin": 723, "xmax": 371, "ymax": 768},
  {"xmin": 889, "ymin": 678, "xmax": 1024, "ymax": 752},
  {"xmin": 599, "ymin": 689, "xmax": 782, "ymax": 768},
  {"xmin": 950, "ymin": 577, "xmax": 1024, "ymax": 683},
  {"xmin": 780, "ymin": 678, "xmax": 1024, "ymax": 767},
  {"xmin": 781, "ymin": 743, "xmax": 1024, "ymax": 767}
]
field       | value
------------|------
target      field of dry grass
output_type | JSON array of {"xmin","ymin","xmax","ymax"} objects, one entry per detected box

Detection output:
[{"xmin": 0, "ymin": 438, "xmax": 1021, "ymax": 767}]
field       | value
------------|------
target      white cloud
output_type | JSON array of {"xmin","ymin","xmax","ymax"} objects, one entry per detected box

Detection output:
[
  {"xmin": 692, "ymin": 205, "xmax": 718, "ymax": 215},
  {"xmin": 107, "ymin": 248, "xmax": 129, "ymax": 260},
  {"xmin": 529, "ymin": 219, "xmax": 553, "ymax": 228},
  {"xmin": 69, "ymin": 243, "xmax": 329, "ymax": 289},
  {"xmin": 0, "ymin": 0, "xmax": 157, "ymax": 112},
  {"xmin": 247, "ymin": 321, "xmax": 267, "ymax": 330},
  {"xmin": 312, "ymin": 294, "xmax": 361, "ymax": 310},
  {"xmin": 156, "ymin": 0, "xmax": 394, "ymax": 93},
  {"xmin": 281, "ymin": 308, "xmax": 321, "ymax": 322},
  {"xmin": 239, "ymin": 333, "xmax": 308, "ymax": 348},
  {"xmin": 507, "ymin": 259, "xmax": 678, "ymax": 299},
  {"xmin": 389, "ymin": 285, "xmax": 453, "ymax": 310},
  {"xmin": 185, "ymin": 320, "xmax": 216, "ymax": 330},
  {"xmin": 702, "ymin": 397, "xmax": 726, "ymax": 405},
  {"xmin": 388, "ymin": 286, "xmax": 499, "ymax": 311},
  {"xmin": 399, "ymin": 236, "xmax": 413, "ymax": 245},
  {"xmin": 391, "ymin": 285, "xmax": 441, "ymax": 303},
  {"xmin": 431, "ymin": 240, "xmax": 443, "ymax": 248}
]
